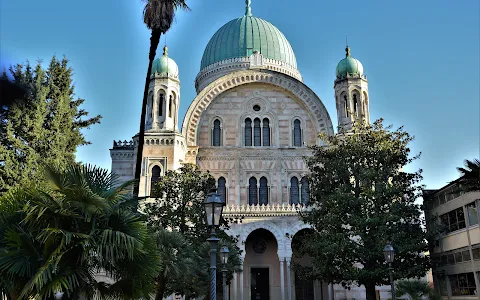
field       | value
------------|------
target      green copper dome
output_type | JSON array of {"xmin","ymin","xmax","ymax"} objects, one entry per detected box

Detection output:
[
  {"xmin": 151, "ymin": 46, "xmax": 179, "ymax": 78},
  {"xmin": 200, "ymin": 14, "xmax": 297, "ymax": 70},
  {"xmin": 336, "ymin": 46, "xmax": 364, "ymax": 79}
]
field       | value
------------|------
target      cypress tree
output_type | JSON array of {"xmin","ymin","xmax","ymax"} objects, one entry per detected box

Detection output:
[{"xmin": 0, "ymin": 56, "xmax": 101, "ymax": 192}]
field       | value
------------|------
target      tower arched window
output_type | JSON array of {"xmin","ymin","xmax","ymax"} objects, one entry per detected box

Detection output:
[
  {"xmin": 344, "ymin": 95, "xmax": 349, "ymax": 117},
  {"xmin": 212, "ymin": 119, "xmax": 222, "ymax": 146},
  {"xmin": 290, "ymin": 177, "xmax": 299, "ymax": 205},
  {"xmin": 253, "ymin": 118, "xmax": 261, "ymax": 146},
  {"xmin": 259, "ymin": 177, "xmax": 268, "ymax": 205},
  {"xmin": 169, "ymin": 95, "xmax": 173, "ymax": 118},
  {"xmin": 218, "ymin": 177, "xmax": 226, "ymax": 204},
  {"xmin": 248, "ymin": 177, "xmax": 257, "ymax": 205},
  {"xmin": 158, "ymin": 93, "xmax": 164, "ymax": 116},
  {"xmin": 150, "ymin": 166, "xmax": 161, "ymax": 197},
  {"xmin": 353, "ymin": 94, "xmax": 358, "ymax": 116},
  {"xmin": 148, "ymin": 93, "xmax": 153, "ymax": 119},
  {"xmin": 245, "ymin": 118, "xmax": 252, "ymax": 146},
  {"xmin": 293, "ymin": 119, "xmax": 302, "ymax": 147},
  {"xmin": 262, "ymin": 118, "xmax": 270, "ymax": 146},
  {"xmin": 301, "ymin": 177, "xmax": 309, "ymax": 204}
]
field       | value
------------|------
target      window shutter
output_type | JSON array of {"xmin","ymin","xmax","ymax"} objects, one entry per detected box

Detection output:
[
  {"xmin": 259, "ymin": 177, "xmax": 268, "ymax": 205},
  {"xmin": 262, "ymin": 118, "xmax": 270, "ymax": 146},
  {"xmin": 293, "ymin": 119, "xmax": 302, "ymax": 146},
  {"xmin": 290, "ymin": 177, "xmax": 299, "ymax": 204},
  {"xmin": 254, "ymin": 118, "xmax": 261, "ymax": 146},
  {"xmin": 248, "ymin": 177, "xmax": 257, "ymax": 205},
  {"xmin": 245, "ymin": 118, "xmax": 252, "ymax": 146}
]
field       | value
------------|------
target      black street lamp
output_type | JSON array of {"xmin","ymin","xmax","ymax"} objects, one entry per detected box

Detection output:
[
  {"xmin": 220, "ymin": 245, "xmax": 230, "ymax": 300},
  {"xmin": 384, "ymin": 243, "xmax": 396, "ymax": 300},
  {"xmin": 203, "ymin": 189, "xmax": 226, "ymax": 300}
]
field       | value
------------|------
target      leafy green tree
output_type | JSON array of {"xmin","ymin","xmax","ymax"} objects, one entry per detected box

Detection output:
[
  {"xmin": 300, "ymin": 119, "xmax": 431, "ymax": 300},
  {"xmin": 0, "ymin": 164, "xmax": 159, "ymax": 299},
  {"xmin": 395, "ymin": 280, "xmax": 440, "ymax": 300},
  {"xmin": 0, "ymin": 58, "xmax": 101, "ymax": 192},
  {"xmin": 456, "ymin": 159, "xmax": 480, "ymax": 192},
  {"xmin": 134, "ymin": 0, "xmax": 190, "ymax": 197},
  {"xmin": 144, "ymin": 164, "xmax": 242, "ymax": 299}
]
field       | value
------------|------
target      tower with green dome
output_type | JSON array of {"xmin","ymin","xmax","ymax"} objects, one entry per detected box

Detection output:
[
  {"xmin": 146, "ymin": 45, "xmax": 181, "ymax": 132},
  {"xmin": 334, "ymin": 45, "xmax": 370, "ymax": 132}
]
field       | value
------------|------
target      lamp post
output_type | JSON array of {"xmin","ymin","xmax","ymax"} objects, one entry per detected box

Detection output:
[
  {"xmin": 220, "ymin": 245, "xmax": 230, "ymax": 300},
  {"xmin": 203, "ymin": 189, "xmax": 226, "ymax": 300},
  {"xmin": 384, "ymin": 243, "xmax": 396, "ymax": 300}
]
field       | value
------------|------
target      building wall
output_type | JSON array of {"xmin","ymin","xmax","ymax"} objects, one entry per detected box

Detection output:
[{"xmin": 425, "ymin": 186, "xmax": 480, "ymax": 300}]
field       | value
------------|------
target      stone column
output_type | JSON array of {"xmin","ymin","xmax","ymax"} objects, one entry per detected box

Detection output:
[
  {"xmin": 286, "ymin": 257, "xmax": 292, "ymax": 300},
  {"xmin": 279, "ymin": 257, "xmax": 285, "ymax": 300},
  {"xmin": 233, "ymin": 272, "xmax": 238, "ymax": 300},
  {"xmin": 240, "ymin": 269, "xmax": 244, "ymax": 300}
]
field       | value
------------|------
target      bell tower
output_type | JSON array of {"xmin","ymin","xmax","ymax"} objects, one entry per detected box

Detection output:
[
  {"xmin": 334, "ymin": 45, "xmax": 370, "ymax": 132},
  {"xmin": 146, "ymin": 45, "xmax": 180, "ymax": 132},
  {"xmin": 137, "ymin": 45, "xmax": 186, "ymax": 198}
]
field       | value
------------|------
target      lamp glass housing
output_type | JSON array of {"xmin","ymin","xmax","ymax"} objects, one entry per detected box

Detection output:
[
  {"xmin": 203, "ymin": 190, "xmax": 225, "ymax": 227},
  {"xmin": 220, "ymin": 245, "xmax": 230, "ymax": 265},
  {"xmin": 383, "ymin": 244, "xmax": 395, "ymax": 263}
]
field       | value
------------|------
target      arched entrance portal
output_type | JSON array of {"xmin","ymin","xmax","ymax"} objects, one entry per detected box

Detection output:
[
  {"xmin": 244, "ymin": 228, "xmax": 279, "ymax": 300},
  {"xmin": 292, "ymin": 229, "xmax": 328, "ymax": 300}
]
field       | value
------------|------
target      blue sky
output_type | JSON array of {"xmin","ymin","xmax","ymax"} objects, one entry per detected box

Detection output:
[{"xmin": 1, "ymin": 0, "xmax": 478, "ymax": 189}]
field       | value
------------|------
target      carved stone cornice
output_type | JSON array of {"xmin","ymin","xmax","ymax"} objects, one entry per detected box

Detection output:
[{"xmin": 223, "ymin": 203, "xmax": 310, "ymax": 217}]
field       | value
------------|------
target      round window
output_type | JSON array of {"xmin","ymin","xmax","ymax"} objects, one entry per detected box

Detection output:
[
  {"xmin": 253, "ymin": 105, "xmax": 261, "ymax": 112},
  {"xmin": 253, "ymin": 239, "xmax": 267, "ymax": 254}
]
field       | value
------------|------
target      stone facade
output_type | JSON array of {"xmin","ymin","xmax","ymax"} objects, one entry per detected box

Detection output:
[{"xmin": 108, "ymin": 7, "xmax": 388, "ymax": 300}]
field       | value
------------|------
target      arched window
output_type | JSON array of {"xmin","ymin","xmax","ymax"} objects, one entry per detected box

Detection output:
[
  {"xmin": 245, "ymin": 118, "xmax": 252, "ymax": 146},
  {"xmin": 212, "ymin": 119, "xmax": 222, "ymax": 146},
  {"xmin": 353, "ymin": 94, "xmax": 358, "ymax": 116},
  {"xmin": 293, "ymin": 119, "xmax": 302, "ymax": 147},
  {"xmin": 169, "ymin": 95, "xmax": 173, "ymax": 118},
  {"xmin": 290, "ymin": 177, "xmax": 299, "ymax": 205},
  {"xmin": 344, "ymin": 94, "xmax": 349, "ymax": 117},
  {"xmin": 259, "ymin": 177, "xmax": 268, "ymax": 205},
  {"xmin": 248, "ymin": 177, "xmax": 258, "ymax": 205},
  {"xmin": 262, "ymin": 118, "xmax": 270, "ymax": 146},
  {"xmin": 218, "ymin": 177, "xmax": 226, "ymax": 204},
  {"xmin": 301, "ymin": 177, "xmax": 309, "ymax": 204},
  {"xmin": 159, "ymin": 93, "xmax": 164, "ymax": 116},
  {"xmin": 253, "ymin": 118, "xmax": 261, "ymax": 146},
  {"xmin": 148, "ymin": 93, "xmax": 153, "ymax": 119},
  {"xmin": 150, "ymin": 166, "xmax": 161, "ymax": 197}
]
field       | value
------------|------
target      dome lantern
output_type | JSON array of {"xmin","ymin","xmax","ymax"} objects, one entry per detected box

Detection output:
[
  {"xmin": 335, "ymin": 46, "xmax": 364, "ymax": 80},
  {"xmin": 151, "ymin": 45, "xmax": 179, "ymax": 79}
]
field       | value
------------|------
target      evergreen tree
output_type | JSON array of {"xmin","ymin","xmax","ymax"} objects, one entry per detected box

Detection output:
[
  {"xmin": 0, "ymin": 57, "xmax": 101, "ymax": 192},
  {"xmin": 144, "ymin": 164, "xmax": 242, "ymax": 299},
  {"xmin": 299, "ymin": 119, "xmax": 431, "ymax": 300}
]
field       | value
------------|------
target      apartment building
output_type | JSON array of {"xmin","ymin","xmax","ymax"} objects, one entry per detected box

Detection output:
[{"xmin": 424, "ymin": 180, "xmax": 480, "ymax": 300}]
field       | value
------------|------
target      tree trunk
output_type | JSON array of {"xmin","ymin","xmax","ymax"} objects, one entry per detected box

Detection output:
[
  {"xmin": 365, "ymin": 282, "xmax": 377, "ymax": 300},
  {"xmin": 133, "ymin": 29, "xmax": 162, "ymax": 199},
  {"xmin": 155, "ymin": 275, "xmax": 167, "ymax": 300}
]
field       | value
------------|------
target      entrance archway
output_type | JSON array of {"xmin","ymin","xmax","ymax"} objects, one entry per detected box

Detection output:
[{"xmin": 244, "ymin": 228, "xmax": 279, "ymax": 300}]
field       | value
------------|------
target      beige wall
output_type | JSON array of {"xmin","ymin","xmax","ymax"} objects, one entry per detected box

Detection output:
[{"xmin": 197, "ymin": 84, "xmax": 318, "ymax": 148}]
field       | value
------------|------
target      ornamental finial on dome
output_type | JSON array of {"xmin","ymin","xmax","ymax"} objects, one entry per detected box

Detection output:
[
  {"xmin": 245, "ymin": 0, "xmax": 252, "ymax": 16},
  {"xmin": 163, "ymin": 45, "xmax": 168, "ymax": 56},
  {"xmin": 345, "ymin": 46, "xmax": 350, "ymax": 57}
]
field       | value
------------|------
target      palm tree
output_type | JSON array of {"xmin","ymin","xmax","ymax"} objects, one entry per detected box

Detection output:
[
  {"xmin": 153, "ymin": 229, "xmax": 195, "ymax": 300},
  {"xmin": 133, "ymin": 0, "xmax": 190, "ymax": 198},
  {"xmin": 457, "ymin": 158, "xmax": 480, "ymax": 192},
  {"xmin": 0, "ymin": 164, "xmax": 160, "ymax": 299},
  {"xmin": 395, "ymin": 280, "xmax": 440, "ymax": 300}
]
